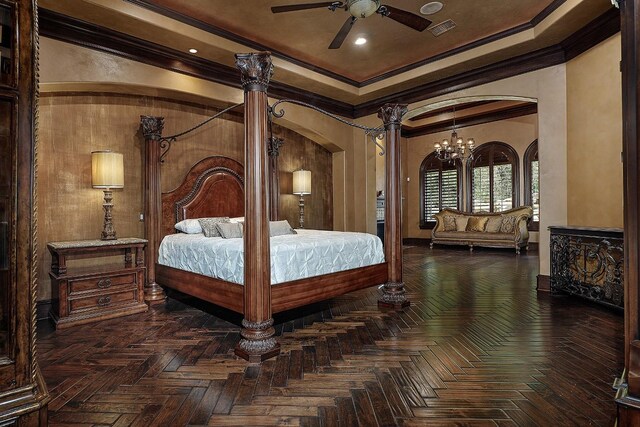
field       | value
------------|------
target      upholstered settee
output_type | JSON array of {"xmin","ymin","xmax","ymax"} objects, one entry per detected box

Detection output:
[{"xmin": 431, "ymin": 206, "xmax": 533, "ymax": 254}]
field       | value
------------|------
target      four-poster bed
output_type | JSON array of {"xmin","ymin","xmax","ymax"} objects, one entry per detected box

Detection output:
[{"xmin": 139, "ymin": 52, "xmax": 409, "ymax": 362}]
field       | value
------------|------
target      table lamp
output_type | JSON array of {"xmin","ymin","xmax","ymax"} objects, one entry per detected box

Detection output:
[
  {"xmin": 92, "ymin": 151, "xmax": 124, "ymax": 240},
  {"xmin": 293, "ymin": 169, "xmax": 311, "ymax": 229}
]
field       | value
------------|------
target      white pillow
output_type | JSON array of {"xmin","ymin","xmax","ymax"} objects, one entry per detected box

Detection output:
[
  {"xmin": 174, "ymin": 218, "xmax": 203, "ymax": 234},
  {"xmin": 229, "ymin": 217, "xmax": 245, "ymax": 223}
]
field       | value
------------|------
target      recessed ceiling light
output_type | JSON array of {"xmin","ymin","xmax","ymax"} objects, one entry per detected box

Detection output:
[
  {"xmin": 420, "ymin": 1, "xmax": 443, "ymax": 15},
  {"xmin": 188, "ymin": 48, "xmax": 198, "ymax": 54},
  {"xmin": 354, "ymin": 37, "xmax": 367, "ymax": 45}
]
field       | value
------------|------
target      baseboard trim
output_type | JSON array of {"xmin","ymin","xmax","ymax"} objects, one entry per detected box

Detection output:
[
  {"xmin": 403, "ymin": 238, "xmax": 431, "ymax": 246},
  {"xmin": 36, "ymin": 299, "xmax": 53, "ymax": 321},
  {"xmin": 537, "ymin": 274, "xmax": 550, "ymax": 292}
]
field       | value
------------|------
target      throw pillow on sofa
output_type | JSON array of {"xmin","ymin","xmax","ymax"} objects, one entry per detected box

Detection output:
[
  {"xmin": 466, "ymin": 216, "xmax": 489, "ymax": 232},
  {"xmin": 455, "ymin": 216, "xmax": 469, "ymax": 231},
  {"xmin": 500, "ymin": 215, "xmax": 517, "ymax": 233},
  {"xmin": 443, "ymin": 215, "xmax": 457, "ymax": 231},
  {"xmin": 485, "ymin": 216, "xmax": 503, "ymax": 233}
]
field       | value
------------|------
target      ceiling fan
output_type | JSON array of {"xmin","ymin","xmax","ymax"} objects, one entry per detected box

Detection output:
[{"xmin": 271, "ymin": 0, "xmax": 432, "ymax": 49}]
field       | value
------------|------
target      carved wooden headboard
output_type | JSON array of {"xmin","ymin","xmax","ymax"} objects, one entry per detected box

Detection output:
[{"xmin": 161, "ymin": 156, "xmax": 244, "ymax": 239}]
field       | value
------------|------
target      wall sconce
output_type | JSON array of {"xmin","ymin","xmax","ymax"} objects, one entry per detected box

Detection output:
[
  {"xmin": 91, "ymin": 151, "xmax": 124, "ymax": 240},
  {"xmin": 292, "ymin": 169, "xmax": 311, "ymax": 229}
]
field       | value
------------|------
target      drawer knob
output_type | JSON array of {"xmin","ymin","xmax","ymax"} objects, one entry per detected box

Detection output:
[
  {"xmin": 97, "ymin": 296, "xmax": 112, "ymax": 307},
  {"xmin": 97, "ymin": 278, "xmax": 112, "ymax": 289}
]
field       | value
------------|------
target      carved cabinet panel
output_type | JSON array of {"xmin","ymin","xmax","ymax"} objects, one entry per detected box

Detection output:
[{"xmin": 550, "ymin": 226, "xmax": 624, "ymax": 309}]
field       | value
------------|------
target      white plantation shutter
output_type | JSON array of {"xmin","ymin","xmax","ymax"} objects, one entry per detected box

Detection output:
[{"xmin": 420, "ymin": 154, "xmax": 460, "ymax": 225}]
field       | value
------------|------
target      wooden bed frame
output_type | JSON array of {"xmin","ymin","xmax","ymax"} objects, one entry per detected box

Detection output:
[{"xmin": 139, "ymin": 52, "xmax": 408, "ymax": 362}]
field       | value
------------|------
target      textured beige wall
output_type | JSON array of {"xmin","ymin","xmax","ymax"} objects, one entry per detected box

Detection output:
[
  {"xmin": 404, "ymin": 115, "xmax": 538, "ymax": 240},
  {"xmin": 566, "ymin": 34, "xmax": 623, "ymax": 228},
  {"xmin": 37, "ymin": 94, "xmax": 333, "ymax": 301}
]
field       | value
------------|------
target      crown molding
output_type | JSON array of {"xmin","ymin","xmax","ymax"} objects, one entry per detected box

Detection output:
[{"xmin": 38, "ymin": 6, "xmax": 619, "ymax": 120}]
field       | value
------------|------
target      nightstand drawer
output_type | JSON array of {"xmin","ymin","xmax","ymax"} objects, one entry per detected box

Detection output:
[
  {"xmin": 69, "ymin": 288, "xmax": 138, "ymax": 313},
  {"xmin": 69, "ymin": 271, "xmax": 137, "ymax": 294}
]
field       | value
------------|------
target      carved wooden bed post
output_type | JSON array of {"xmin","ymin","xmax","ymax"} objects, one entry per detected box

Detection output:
[
  {"xmin": 268, "ymin": 136, "xmax": 284, "ymax": 221},
  {"xmin": 378, "ymin": 103, "xmax": 410, "ymax": 309},
  {"xmin": 140, "ymin": 116, "xmax": 167, "ymax": 304},
  {"xmin": 234, "ymin": 52, "xmax": 281, "ymax": 362}
]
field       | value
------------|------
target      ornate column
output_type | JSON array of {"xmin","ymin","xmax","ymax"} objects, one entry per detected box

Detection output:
[
  {"xmin": 234, "ymin": 52, "xmax": 280, "ymax": 362},
  {"xmin": 268, "ymin": 136, "xmax": 284, "ymax": 221},
  {"xmin": 140, "ymin": 116, "xmax": 167, "ymax": 304},
  {"xmin": 378, "ymin": 103, "xmax": 410, "ymax": 309}
]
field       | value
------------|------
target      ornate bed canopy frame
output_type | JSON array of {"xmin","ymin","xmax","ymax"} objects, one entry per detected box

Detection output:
[{"xmin": 139, "ymin": 51, "xmax": 408, "ymax": 362}]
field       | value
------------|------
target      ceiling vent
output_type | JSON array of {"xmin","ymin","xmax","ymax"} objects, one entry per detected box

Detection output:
[{"xmin": 429, "ymin": 19, "xmax": 456, "ymax": 37}]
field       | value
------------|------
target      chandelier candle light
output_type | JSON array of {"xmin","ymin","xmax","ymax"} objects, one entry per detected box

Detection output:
[
  {"xmin": 434, "ymin": 108, "xmax": 475, "ymax": 163},
  {"xmin": 293, "ymin": 169, "xmax": 311, "ymax": 229},
  {"xmin": 92, "ymin": 150, "xmax": 124, "ymax": 240}
]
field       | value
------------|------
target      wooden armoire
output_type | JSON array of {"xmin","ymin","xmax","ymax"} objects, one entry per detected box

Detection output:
[{"xmin": 0, "ymin": 0, "xmax": 49, "ymax": 425}]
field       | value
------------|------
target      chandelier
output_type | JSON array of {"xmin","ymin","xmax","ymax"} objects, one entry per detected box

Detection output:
[{"xmin": 433, "ymin": 108, "xmax": 475, "ymax": 162}]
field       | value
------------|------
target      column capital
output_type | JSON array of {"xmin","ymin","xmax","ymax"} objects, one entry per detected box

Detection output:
[
  {"xmin": 378, "ymin": 104, "xmax": 408, "ymax": 127},
  {"xmin": 235, "ymin": 52, "xmax": 274, "ymax": 92},
  {"xmin": 140, "ymin": 116, "xmax": 164, "ymax": 140}
]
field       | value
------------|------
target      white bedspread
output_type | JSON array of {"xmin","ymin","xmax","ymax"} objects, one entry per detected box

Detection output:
[{"xmin": 158, "ymin": 229, "xmax": 385, "ymax": 285}]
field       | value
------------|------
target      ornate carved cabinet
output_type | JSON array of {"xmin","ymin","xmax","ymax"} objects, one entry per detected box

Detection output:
[
  {"xmin": 0, "ymin": 0, "xmax": 49, "ymax": 425},
  {"xmin": 549, "ymin": 226, "xmax": 624, "ymax": 309}
]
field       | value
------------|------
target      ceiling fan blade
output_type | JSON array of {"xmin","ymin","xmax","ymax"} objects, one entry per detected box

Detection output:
[
  {"xmin": 271, "ymin": 2, "xmax": 341, "ymax": 13},
  {"xmin": 382, "ymin": 5, "xmax": 431, "ymax": 31},
  {"xmin": 329, "ymin": 16, "xmax": 356, "ymax": 49}
]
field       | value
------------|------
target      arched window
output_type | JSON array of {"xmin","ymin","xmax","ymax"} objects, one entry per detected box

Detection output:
[
  {"xmin": 467, "ymin": 141, "xmax": 519, "ymax": 213},
  {"xmin": 420, "ymin": 153, "xmax": 462, "ymax": 228},
  {"xmin": 524, "ymin": 140, "xmax": 539, "ymax": 230}
]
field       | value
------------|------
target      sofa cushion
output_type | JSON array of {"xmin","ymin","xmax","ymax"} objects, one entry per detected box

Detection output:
[
  {"xmin": 485, "ymin": 216, "xmax": 503, "ymax": 233},
  {"xmin": 466, "ymin": 216, "xmax": 489, "ymax": 232},
  {"xmin": 500, "ymin": 215, "xmax": 517, "ymax": 233},
  {"xmin": 435, "ymin": 231, "xmax": 515, "ymax": 240},
  {"xmin": 455, "ymin": 216, "xmax": 469, "ymax": 231},
  {"xmin": 443, "ymin": 215, "xmax": 457, "ymax": 231}
]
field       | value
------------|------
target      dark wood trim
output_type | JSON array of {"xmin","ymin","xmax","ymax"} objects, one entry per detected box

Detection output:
[
  {"xmin": 523, "ymin": 140, "xmax": 540, "ymax": 231},
  {"xmin": 37, "ymin": 8, "xmax": 354, "ymax": 118},
  {"xmin": 403, "ymin": 104, "xmax": 538, "ymax": 138},
  {"xmin": 537, "ymin": 274, "xmax": 550, "ymax": 292},
  {"xmin": 562, "ymin": 7, "xmax": 621, "ymax": 62},
  {"xmin": 402, "ymin": 238, "xmax": 431, "ymax": 246},
  {"xmin": 531, "ymin": 0, "xmax": 567, "ymax": 26},
  {"xmin": 619, "ymin": 0, "xmax": 640, "ymax": 421},
  {"xmin": 38, "ymin": 6, "xmax": 619, "ymax": 120}
]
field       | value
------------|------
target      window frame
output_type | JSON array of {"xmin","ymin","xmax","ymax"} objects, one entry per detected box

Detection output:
[
  {"xmin": 419, "ymin": 152, "xmax": 463, "ymax": 229},
  {"xmin": 466, "ymin": 141, "xmax": 520, "ymax": 213},
  {"xmin": 524, "ymin": 139, "xmax": 539, "ymax": 231}
]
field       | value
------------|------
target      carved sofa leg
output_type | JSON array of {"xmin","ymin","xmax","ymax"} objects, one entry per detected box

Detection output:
[
  {"xmin": 469, "ymin": 244, "xmax": 473, "ymax": 252},
  {"xmin": 429, "ymin": 241, "xmax": 433, "ymax": 249}
]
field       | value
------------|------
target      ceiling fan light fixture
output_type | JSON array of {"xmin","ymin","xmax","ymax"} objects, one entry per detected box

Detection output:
[
  {"xmin": 354, "ymin": 37, "xmax": 367, "ymax": 45},
  {"xmin": 347, "ymin": 0, "xmax": 380, "ymax": 18},
  {"xmin": 420, "ymin": 2, "xmax": 443, "ymax": 15}
]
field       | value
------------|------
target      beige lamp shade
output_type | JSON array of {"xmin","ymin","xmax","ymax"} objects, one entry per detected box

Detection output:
[
  {"xmin": 293, "ymin": 169, "xmax": 311, "ymax": 195},
  {"xmin": 91, "ymin": 151, "xmax": 124, "ymax": 189}
]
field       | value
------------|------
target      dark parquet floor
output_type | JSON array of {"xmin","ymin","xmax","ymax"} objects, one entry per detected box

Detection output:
[{"xmin": 38, "ymin": 245, "xmax": 624, "ymax": 426}]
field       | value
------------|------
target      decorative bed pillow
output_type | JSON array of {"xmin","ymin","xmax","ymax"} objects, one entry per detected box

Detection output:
[
  {"xmin": 216, "ymin": 221, "xmax": 243, "ymax": 239},
  {"xmin": 442, "ymin": 215, "xmax": 457, "ymax": 231},
  {"xmin": 198, "ymin": 217, "xmax": 230, "ymax": 237},
  {"xmin": 229, "ymin": 217, "xmax": 245, "ymax": 223},
  {"xmin": 466, "ymin": 216, "xmax": 489, "ymax": 232},
  {"xmin": 485, "ymin": 216, "xmax": 503, "ymax": 233},
  {"xmin": 269, "ymin": 220, "xmax": 297, "ymax": 237},
  {"xmin": 500, "ymin": 215, "xmax": 517, "ymax": 233},
  {"xmin": 455, "ymin": 216, "xmax": 469, "ymax": 232},
  {"xmin": 174, "ymin": 218, "xmax": 203, "ymax": 234}
]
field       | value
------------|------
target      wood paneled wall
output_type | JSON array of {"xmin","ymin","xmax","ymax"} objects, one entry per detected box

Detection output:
[{"xmin": 38, "ymin": 93, "xmax": 333, "ymax": 301}]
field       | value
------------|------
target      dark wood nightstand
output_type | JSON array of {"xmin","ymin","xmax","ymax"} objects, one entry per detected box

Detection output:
[{"xmin": 48, "ymin": 238, "xmax": 149, "ymax": 329}]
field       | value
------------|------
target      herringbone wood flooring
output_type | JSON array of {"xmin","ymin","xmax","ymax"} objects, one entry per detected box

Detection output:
[{"xmin": 38, "ymin": 246, "xmax": 624, "ymax": 426}]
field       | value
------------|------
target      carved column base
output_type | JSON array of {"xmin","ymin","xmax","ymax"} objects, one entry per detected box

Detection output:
[
  {"xmin": 378, "ymin": 281, "xmax": 410, "ymax": 309},
  {"xmin": 144, "ymin": 281, "xmax": 166, "ymax": 305},
  {"xmin": 234, "ymin": 318, "xmax": 280, "ymax": 363}
]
